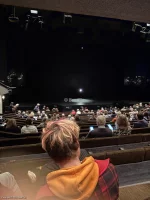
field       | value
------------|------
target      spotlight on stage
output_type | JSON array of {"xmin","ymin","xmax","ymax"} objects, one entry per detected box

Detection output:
[{"xmin": 79, "ymin": 88, "xmax": 83, "ymax": 93}]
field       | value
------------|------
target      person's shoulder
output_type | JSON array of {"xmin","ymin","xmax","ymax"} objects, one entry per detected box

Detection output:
[
  {"xmin": 95, "ymin": 158, "xmax": 110, "ymax": 175},
  {"xmin": 21, "ymin": 126, "xmax": 26, "ymax": 130}
]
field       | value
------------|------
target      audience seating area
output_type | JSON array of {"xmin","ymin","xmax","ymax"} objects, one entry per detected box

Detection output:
[{"xmin": 1, "ymin": 111, "xmax": 150, "ymax": 199}]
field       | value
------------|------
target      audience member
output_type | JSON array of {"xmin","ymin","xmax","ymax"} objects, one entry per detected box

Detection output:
[
  {"xmin": 29, "ymin": 111, "xmax": 35, "ymax": 119},
  {"xmin": 71, "ymin": 110, "xmax": 76, "ymax": 116},
  {"xmin": 21, "ymin": 118, "xmax": 38, "ymax": 134},
  {"xmin": 114, "ymin": 115, "xmax": 131, "ymax": 135},
  {"xmin": 36, "ymin": 119, "xmax": 119, "ymax": 200},
  {"xmin": 61, "ymin": 113, "xmax": 66, "ymax": 119},
  {"xmin": 76, "ymin": 109, "xmax": 81, "ymax": 115},
  {"xmin": 16, "ymin": 110, "xmax": 22, "ymax": 118},
  {"xmin": 12, "ymin": 104, "xmax": 19, "ymax": 113},
  {"xmin": 143, "ymin": 112, "xmax": 149, "ymax": 122},
  {"xmin": 5, "ymin": 119, "xmax": 21, "ymax": 133},
  {"xmin": 9, "ymin": 102, "xmax": 14, "ymax": 112},
  {"xmin": 34, "ymin": 103, "xmax": 40, "ymax": 112},
  {"xmin": 22, "ymin": 111, "xmax": 28, "ymax": 118},
  {"xmin": 86, "ymin": 115, "xmax": 113, "ymax": 138},
  {"xmin": 75, "ymin": 115, "xmax": 80, "ymax": 122},
  {"xmin": 133, "ymin": 112, "xmax": 148, "ymax": 128},
  {"xmin": 68, "ymin": 115, "xmax": 71, "ymax": 120},
  {"xmin": 37, "ymin": 117, "xmax": 47, "ymax": 128},
  {"xmin": 42, "ymin": 105, "xmax": 46, "ymax": 111},
  {"xmin": 46, "ymin": 107, "xmax": 50, "ymax": 112}
]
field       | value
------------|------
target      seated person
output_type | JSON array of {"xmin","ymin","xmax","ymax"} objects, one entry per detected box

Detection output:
[
  {"xmin": 21, "ymin": 118, "xmax": 38, "ymax": 134},
  {"xmin": 34, "ymin": 103, "xmax": 40, "ymax": 112},
  {"xmin": 46, "ymin": 107, "xmax": 50, "ymax": 112},
  {"xmin": 22, "ymin": 111, "xmax": 28, "ymax": 118},
  {"xmin": 37, "ymin": 117, "xmax": 47, "ymax": 128},
  {"xmin": 133, "ymin": 113, "xmax": 148, "ymax": 128},
  {"xmin": 16, "ymin": 110, "xmax": 22, "ymax": 118},
  {"xmin": 76, "ymin": 109, "xmax": 81, "ymax": 115},
  {"xmin": 143, "ymin": 112, "xmax": 149, "ymax": 122},
  {"xmin": 5, "ymin": 119, "xmax": 21, "ymax": 133},
  {"xmin": 36, "ymin": 119, "xmax": 119, "ymax": 200},
  {"xmin": 71, "ymin": 110, "xmax": 76, "ymax": 116},
  {"xmin": 28, "ymin": 111, "xmax": 35, "ymax": 119},
  {"xmin": 86, "ymin": 115, "xmax": 113, "ymax": 138},
  {"xmin": 114, "ymin": 115, "xmax": 131, "ymax": 135}
]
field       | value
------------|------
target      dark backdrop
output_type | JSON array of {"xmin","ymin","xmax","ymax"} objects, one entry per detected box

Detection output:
[{"xmin": 2, "ymin": 8, "xmax": 150, "ymax": 103}]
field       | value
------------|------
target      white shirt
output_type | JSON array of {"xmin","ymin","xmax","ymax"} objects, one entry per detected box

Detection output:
[
  {"xmin": 21, "ymin": 125, "xmax": 38, "ymax": 134},
  {"xmin": 76, "ymin": 111, "xmax": 81, "ymax": 115}
]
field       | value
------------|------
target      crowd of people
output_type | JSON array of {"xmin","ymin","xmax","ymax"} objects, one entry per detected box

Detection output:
[{"xmin": 3, "ymin": 102, "xmax": 150, "ymax": 136}]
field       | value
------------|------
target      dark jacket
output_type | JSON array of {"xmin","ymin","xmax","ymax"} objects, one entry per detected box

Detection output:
[
  {"xmin": 5, "ymin": 126, "xmax": 21, "ymax": 133},
  {"xmin": 133, "ymin": 120, "xmax": 148, "ymax": 128},
  {"xmin": 87, "ymin": 127, "xmax": 113, "ymax": 138}
]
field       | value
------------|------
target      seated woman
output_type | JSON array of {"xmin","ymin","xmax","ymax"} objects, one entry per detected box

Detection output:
[
  {"xmin": 86, "ymin": 115, "xmax": 113, "ymax": 138},
  {"xmin": 21, "ymin": 118, "xmax": 38, "ymax": 134},
  {"xmin": 114, "ymin": 114, "xmax": 131, "ymax": 136},
  {"xmin": 36, "ymin": 119, "xmax": 119, "ymax": 200},
  {"xmin": 5, "ymin": 119, "xmax": 21, "ymax": 133}
]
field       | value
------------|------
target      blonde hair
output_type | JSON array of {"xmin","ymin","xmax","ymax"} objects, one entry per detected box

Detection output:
[
  {"xmin": 96, "ymin": 115, "xmax": 106, "ymax": 126},
  {"xmin": 6, "ymin": 119, "xmax": 17, "ymax": 129},
  {"xmin": 116, "ymin": 114, "xmax": 129, "ymax": 129},
  {"xmin": 42, "ymin": 119, "xmax": 80, "ymax": 162},
  {"xmin": 29, "ymin": 112, "xmax": 34, "ymax": 118}
]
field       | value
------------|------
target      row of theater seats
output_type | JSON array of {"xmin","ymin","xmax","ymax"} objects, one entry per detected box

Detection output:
[
  {"xmin": 1, "ymin": 126, "xmax": 150, "ymax": 139},
  {"xmin": 0, "ymin": 146, "xmax": 150, "ymax": 181},
  {"xmin": 1, "ymin": 133, "xmax": 150, "ymax": 157}
]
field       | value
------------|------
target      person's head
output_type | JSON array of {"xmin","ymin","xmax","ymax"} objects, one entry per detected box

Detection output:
[
  {"xmin": 75, "ymin": 115, "xmax": 80, "ymax": 121},
  {"xmin": 29, "ymin": 112, "xmax": 34, "ymax": 118},
  {"xmin": 42, "ymin": 111, "xmax": 45, "ymax": 114},
  {"xmin": 37, "ymin": 111, "xmax": 41, "ymax": 116},
  {"xmin": 68, "ymin": 115, "xmax": 71, "ymax": 119},
  {"xmin": 26, "ymin": 118, "xmax": 33, "ymax": 126},
  {"xmin": 70, "ymin": 117, "xmax": 75, "ymax": 121},
  {"xmin": 96, "ymin": 115, "xmax": 106, "ymax": 126},
  {"xmin": 37, "ymin": 103, "xmax": 40, "ymax": 106},
  {"xmin": 18, "ymin": 110, "xmax": 21, "ymax": 114},
  {"xmin": 6, "ymin": 119, "xmax": 17, "ymax": 128},
  {"xmin": 116, "ymin": 115, "xmax": 128, "ymax": 129},
  {"xmin": 42, "ymin": 120, "xmax": 80, "ymax": 164},
  {"xmin": 137, "ymin": 112, "xmax": 144, "ymax": 120}
]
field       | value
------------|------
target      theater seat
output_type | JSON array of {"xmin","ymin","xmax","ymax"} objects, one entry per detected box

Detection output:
[
  {"xmin": 118, "ymin": 134, "xmax": 142, "ymax": 145},
  {"xmin": 80, "ymin": 137, "xmax": 118, "ymax": 148},
  {"xmin": 106, "ymin": 148, "xmax": 145, "ymax": 165},
  {"xmin": 144, "ymin": 146, "xmax": 150, "ymax": 161}
]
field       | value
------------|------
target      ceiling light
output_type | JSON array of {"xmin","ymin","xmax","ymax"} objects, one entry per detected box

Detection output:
[{"xmin": 30, "ymin": 10, "xmax": 38, "ymax": 14}]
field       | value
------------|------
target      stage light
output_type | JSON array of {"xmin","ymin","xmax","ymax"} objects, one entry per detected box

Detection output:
[
  {"xmin": 30, "ymin": 10, "xmax": 38, "ymax": 14},
  {"xmin": 79, "ymin": 88, "xmax": 83, "ymax": 93},
  {"xmin": 2, "ymin": 96, "xmax": 5, "ymax": 100},
  {"xmin": 81, "ymin": 47, "xmax": 84, "ymax": 50},
  {"xmin": 8, "ymin": 7, "xmax": 19, "ymax": 23},
  {"xmin": 147, "ymin": 23, "xmax": 150, "ymax": 27}
]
